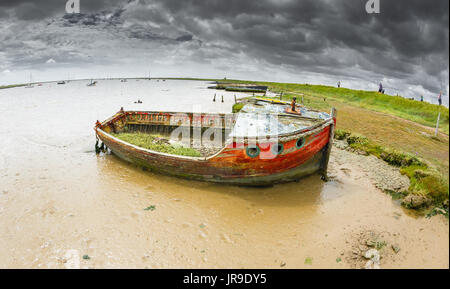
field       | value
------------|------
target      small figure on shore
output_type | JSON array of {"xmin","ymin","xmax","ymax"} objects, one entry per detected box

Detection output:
[
  {"xmin": 378, "ymin": 82, "xmax": 383, "ymax": 93},
  {"xmin": 337, "ymin": 81, "xmax": 341, "ymax": 88},
  {"xmin": 438, "ymin": 91, "xmax": 442, "ymax": 106},
  {"xmin": 291, "ymin": 97, "xmax": 297, "ymax": 112},
  {"xmin": 420, "ymin": 95, "xmax": 424, "ymax": 102}
]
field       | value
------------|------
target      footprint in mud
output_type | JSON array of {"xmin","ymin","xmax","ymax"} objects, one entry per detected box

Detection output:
[
  {"xmin": 340, "ymin": 167, "xmax": 352, "ymax": 176},
  {"xmin": 41, "ymin": 202, "xmax": 57, "ymax": 218}
]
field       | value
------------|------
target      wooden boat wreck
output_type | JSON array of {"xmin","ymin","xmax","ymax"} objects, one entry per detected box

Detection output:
[
  {"xmin": 95, "ymin": 101, "xmax": 336, "ymax": 186},
  {"xmin": 208, "ymin": 83, "xmax": 268, "ymax": 93}
]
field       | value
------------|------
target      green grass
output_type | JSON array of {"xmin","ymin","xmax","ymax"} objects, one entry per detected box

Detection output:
[
  {"xmin": 232, "ymin": 102, "xmax": 245, "ymax": 113},
  {"xmin": 335, "ymin": 129, "xmax": 449, "ymax": 212},
  {"xmin": 0, "ymin": 84, "xmax": 26, "ymax": 89},
  {"xmin": 111, "ymin": 133, "xmax": 201, "ymax": 157},
  {"xmin": 144, "ymin": 205, "xmax": 156, "ymax": 211}
]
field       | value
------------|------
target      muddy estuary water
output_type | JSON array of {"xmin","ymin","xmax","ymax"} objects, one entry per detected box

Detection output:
[{"xmin": 0, "ymin": 79, "xmax": 448, "ymax": 269}]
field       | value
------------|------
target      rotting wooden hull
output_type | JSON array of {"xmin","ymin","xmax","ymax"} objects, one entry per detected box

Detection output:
[{"xmin": 95, "ymin": 109, "xmax": 336, "ymax": 186}]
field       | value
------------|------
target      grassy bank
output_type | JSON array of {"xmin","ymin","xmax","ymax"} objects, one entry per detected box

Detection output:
[
  {"xmin": 0, "ymin": 84, "xmax": 26, "ymax": 89},
  {"xmin": 111, "ymin": 133, "xmax": 201, "ymax": 157}
]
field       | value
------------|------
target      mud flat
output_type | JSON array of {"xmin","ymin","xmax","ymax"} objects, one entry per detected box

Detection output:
[
  {"xmin": 0, "ymin": 142, "xmax": 447, "ymax": 269},
  {"xmin": 0, "ymin": 80, "xmax": 447, "ymax": 269}
]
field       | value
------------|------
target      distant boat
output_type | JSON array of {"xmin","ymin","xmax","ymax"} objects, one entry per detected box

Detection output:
[
  {"xmin": 87, "ymin": 80, "xmax": 97, "ymax": 87},
  {"xmin": 57, "ymin": 81, "xmax": 66, "ymax": 85},
  {"xmin": 209, "ymin": 83, "xmax": 268, "ymax": 93},
  {"xmin": 121, "ymin": 79, "xmax": 127, "ymax": 82}
]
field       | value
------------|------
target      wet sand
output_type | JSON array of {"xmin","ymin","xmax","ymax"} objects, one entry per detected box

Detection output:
[{"xmin": 0, "ymin": 80, "xmax": 448, "ymax": 269}]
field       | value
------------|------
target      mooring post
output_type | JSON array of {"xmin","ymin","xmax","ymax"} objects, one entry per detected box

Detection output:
[
  {"xmin": 213, "ymin": 93, "xmax": 216, "ymax": 102},
  {"xmin": 234, "ymin": 95, "xmax": 237, "ymax": 103},
  {"xmin": 320, "ymin": 107, "xmax": 337, "ymax": 181},
  {"xmin": 222, "ymin": 95, "xmax": 224, "ymax": 103},
  {"xmin": 435, "ymin": 111, "xmax": 441, "ymax": 137}
]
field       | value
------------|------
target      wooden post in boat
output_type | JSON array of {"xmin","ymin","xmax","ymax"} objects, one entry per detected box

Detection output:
[{"xmin": 320, "ymin": 107, "xmax": 337, "ymax": 180}]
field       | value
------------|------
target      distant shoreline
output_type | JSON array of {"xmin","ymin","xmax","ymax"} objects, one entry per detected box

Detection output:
[{"xmin": 1, "ymin": 76, "xmax": 448, "ymax": 106}]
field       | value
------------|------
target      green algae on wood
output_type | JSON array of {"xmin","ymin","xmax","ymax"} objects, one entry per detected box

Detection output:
[{"xmin": 111, "ymin": 133, "xmax": 201, "ymax": 157}]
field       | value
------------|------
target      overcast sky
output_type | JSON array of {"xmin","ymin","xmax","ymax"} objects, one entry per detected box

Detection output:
[{"xmin": 0, "ymin": 0, "xmax": 448, "ymax": 105}]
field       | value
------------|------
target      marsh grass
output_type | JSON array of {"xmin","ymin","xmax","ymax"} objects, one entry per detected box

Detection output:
[{"xmin": 111, "ymin": 132, "xmax": 202, "ymax": 157}]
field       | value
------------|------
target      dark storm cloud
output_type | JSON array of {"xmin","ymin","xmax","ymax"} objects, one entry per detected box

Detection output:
[
  {"xmin": 151, "ymin": 0, "xmax": 449, "ymax": 78},
  {"xmin": 0, "ymin": 0, "xmax": 448, "ymax": 102}
]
